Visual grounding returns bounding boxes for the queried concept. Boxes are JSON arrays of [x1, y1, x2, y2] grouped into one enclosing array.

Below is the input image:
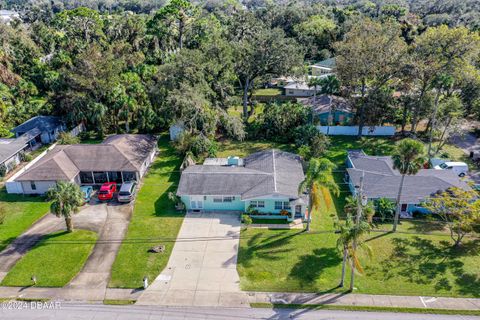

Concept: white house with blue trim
[[176, 150, 308, 221], [345, 150, 471, 217]]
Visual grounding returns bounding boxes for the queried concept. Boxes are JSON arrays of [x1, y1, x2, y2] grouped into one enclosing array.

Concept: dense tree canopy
[[0, 0, 479, 151]]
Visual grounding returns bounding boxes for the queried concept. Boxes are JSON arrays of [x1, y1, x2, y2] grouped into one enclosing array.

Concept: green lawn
[[253, 88, 282, 96], [108, 136, 184, 288], [1, 230, 97, 287], [235, 136, 480, 297], [227, 103, 265, 123], [0, 192, 50, 252]]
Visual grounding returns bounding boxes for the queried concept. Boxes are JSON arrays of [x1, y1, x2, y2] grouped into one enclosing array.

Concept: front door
[[295, 205, 302, 218], [401, 204, 408, 212], [190, 196, 204, 210]]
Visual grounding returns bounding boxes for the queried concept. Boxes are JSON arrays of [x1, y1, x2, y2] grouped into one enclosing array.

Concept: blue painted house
[[300, 95, 353, 125], [177, 150, 308, 221], [345, 150, 471, 217]]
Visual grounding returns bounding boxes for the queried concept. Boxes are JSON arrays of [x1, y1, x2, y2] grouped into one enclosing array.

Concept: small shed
[[169, 122, 185, 141]]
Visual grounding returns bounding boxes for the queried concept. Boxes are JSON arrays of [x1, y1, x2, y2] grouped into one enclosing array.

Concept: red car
[[98, 182, 117, 201]]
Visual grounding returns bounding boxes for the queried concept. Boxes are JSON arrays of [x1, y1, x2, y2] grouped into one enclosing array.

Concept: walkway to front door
[[136, 211, 249, 307]]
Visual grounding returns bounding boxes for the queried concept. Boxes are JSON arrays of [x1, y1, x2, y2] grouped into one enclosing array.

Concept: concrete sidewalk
[[0, 287, 479, 311], [248, 292, 480, 310]]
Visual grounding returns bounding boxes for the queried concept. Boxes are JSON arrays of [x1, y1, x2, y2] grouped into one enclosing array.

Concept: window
[[30, 181, 36, 190], [275, 201, 290, 210], [213, 196, 235, 203], [250, 201, 265, 208], [275, 201, 283, 210]]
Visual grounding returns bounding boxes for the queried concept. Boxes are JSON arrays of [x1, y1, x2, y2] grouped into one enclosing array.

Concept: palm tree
[[319, 75, 340, 95], [299, 158, 340, 232], [344, 195, 375, 223], [335, 214, 372, 289], [308, 77, 323, 108], [392, 138, 425, 232], [46, 182, 84, 232]]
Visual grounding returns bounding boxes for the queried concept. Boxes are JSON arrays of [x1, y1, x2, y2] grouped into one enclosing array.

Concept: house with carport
[[7, 134, 157, 194], [177, 149, 308, 221]]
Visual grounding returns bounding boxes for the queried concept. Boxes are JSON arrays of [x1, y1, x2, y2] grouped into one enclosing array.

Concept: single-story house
[[299, 95, 354, 125], [284, 81, 321, 97], [11, 116, 66, 145], [311, 57, 336, 77], [9, 134, 157, 194], [177, 149, 308, 220], [345, 150, 471, 217], [0, 133, 35, 175]]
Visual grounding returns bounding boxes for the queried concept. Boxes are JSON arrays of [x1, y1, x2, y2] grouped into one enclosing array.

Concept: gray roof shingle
[[299, 95, 352, 115], [177, 149, 305, 200], [15, 134, 157, 181], [347, 150, 470, 203], [11, 116, 63, 135]]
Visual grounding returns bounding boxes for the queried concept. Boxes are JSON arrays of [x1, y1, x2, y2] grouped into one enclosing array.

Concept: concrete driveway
[[58, 202, 132, 300], [0, 201, 132, 301], [137, 211, 249, 307]]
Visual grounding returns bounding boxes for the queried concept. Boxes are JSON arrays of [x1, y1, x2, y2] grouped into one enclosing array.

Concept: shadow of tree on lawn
[[238, 230, 300, 269], [288, 247, 341, 290], [373, 236, 480, 297]]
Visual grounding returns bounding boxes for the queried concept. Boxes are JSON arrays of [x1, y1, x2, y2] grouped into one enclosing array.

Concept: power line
[[1, 228, 478, 246]]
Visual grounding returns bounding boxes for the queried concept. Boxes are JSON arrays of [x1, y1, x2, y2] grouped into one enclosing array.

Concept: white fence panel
[[317, 126, 395, 136], [70, 123, 86, 137], [6, 144, 57, 194]]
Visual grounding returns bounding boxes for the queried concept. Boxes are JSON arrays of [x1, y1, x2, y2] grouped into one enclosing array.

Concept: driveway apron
[[137, 211, 249, 308], [57, 203, 132, 301], [0, 214, 62, 282]]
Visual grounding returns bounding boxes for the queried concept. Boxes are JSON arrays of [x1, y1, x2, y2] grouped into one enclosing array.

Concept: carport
[[79, 171, 138, 185]]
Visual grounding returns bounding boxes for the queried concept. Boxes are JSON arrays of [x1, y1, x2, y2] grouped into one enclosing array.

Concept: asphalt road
[[1, 303, 479, 320]]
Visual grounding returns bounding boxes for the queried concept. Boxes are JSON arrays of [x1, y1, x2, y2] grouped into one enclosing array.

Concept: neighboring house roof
[[299, 95, 352, 114], [284, 81, 314, 90], [0, 10, 19, 23], [177, 149, 305, 200], [347, 150, 470, 204], [0, 137, 28, 165], [11, 116, 64, 135], [15, 134, 157, 181], [314, 57, 336, 69]]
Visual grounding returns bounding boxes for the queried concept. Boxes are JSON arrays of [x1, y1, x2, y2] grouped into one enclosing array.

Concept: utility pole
[[350, 171, 364, 292]]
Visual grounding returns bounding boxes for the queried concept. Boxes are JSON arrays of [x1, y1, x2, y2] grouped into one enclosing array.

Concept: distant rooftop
[[298, 95, 352, 114], [0, 10, 20, 23], [313, 57, 336, 69], [11, 116, 64, 135]]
